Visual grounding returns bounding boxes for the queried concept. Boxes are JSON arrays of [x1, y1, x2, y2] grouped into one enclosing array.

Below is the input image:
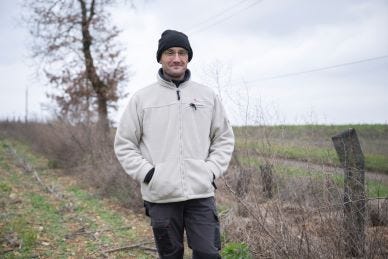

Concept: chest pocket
[[143, 103, 178, 133], [142, 102, 181, 161], [181, 99, 213, 158], [183, 99, 213, 123], [184, 99, 212, 110]]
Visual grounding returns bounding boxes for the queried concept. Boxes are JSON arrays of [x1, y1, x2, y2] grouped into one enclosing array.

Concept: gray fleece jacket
[[114, 72, 234, 203]]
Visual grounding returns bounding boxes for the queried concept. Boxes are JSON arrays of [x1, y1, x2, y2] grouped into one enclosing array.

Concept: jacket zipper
[[177, 89, 185, 196]]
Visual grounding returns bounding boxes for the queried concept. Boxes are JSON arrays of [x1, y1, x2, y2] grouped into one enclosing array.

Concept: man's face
[[159, 47, 189, 81]]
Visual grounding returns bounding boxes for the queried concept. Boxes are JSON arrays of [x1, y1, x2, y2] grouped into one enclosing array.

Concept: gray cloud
[[1, 0, 387, 124]]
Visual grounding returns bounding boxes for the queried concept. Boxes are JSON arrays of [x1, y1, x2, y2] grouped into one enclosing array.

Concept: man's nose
[[172, 53, 181, 61]]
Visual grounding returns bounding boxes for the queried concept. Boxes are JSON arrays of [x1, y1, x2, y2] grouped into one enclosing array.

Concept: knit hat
[[156, 30, 193, 62]]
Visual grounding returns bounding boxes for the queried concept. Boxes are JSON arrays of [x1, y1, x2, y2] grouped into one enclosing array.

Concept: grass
[[0, 216, 38, 255], [365, 154, 388, 174], [221, 242, 253, 259], [234, 124, 388, 174], [67, 186, 138, 242], [277, 165, 388, 197], [237, 154, 388, 198], [1, 123, 387, 257], [367, 180, 388, 198], [237, 140, 388, 174], [0, 138, 154, 258]]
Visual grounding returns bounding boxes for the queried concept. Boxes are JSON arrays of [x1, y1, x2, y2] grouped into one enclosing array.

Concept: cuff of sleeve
[[206, 161, 221, 179]]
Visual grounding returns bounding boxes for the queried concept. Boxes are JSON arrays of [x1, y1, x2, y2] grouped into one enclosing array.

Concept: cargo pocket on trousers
[[152, 219, 174, 256]]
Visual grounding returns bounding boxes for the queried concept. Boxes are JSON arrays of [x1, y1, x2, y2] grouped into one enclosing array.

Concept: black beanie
[[156, 30, 193, 62]]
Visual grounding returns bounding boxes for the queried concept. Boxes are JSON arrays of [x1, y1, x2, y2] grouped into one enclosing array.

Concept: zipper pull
[[176, 90, 181, 101]]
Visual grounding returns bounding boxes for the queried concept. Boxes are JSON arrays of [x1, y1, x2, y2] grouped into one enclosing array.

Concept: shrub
[[0, 120, 143, 211]]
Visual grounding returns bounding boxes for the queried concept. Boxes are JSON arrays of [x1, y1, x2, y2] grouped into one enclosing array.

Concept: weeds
[[0, 120, 143, 211], [0, 139, 154, 258], [1, 120, 387, 257], [0, 216, 38, 254], [221, 125, 388, 258], [222, 242, 252, 259]]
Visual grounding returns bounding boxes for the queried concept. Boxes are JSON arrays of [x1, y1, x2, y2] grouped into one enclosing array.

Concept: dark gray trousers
[[144, 197, 221, 259]]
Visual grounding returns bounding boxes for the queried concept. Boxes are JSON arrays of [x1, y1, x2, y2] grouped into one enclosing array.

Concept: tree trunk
[[79, 0, 109, 133], [96, 93, 109, 133]]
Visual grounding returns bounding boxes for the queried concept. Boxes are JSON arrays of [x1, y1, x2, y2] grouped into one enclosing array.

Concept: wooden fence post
[[332, 128, 366, 257], [236, 167, 253, 217], [260, 163, 273, 199]]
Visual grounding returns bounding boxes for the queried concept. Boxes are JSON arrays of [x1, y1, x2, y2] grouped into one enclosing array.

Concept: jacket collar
[[157, 68, 191, 90]]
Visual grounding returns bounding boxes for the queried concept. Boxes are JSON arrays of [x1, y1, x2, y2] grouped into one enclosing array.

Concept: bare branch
[[23, 0, 129, 130], [101, 241, 156, 255]]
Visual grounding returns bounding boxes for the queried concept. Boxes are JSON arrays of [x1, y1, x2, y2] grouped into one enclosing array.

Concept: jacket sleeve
[[114, 94, 153, 182], [205, 94, 235, 179]]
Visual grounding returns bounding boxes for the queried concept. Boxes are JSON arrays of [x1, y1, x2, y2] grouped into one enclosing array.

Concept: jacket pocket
[[148, 161, 182, 200], [184, 159, 213, 195], [182, 101, 212, 158]]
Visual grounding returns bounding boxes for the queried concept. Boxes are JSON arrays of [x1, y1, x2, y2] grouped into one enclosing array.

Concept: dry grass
[[218, 146, 388, 258], [0, 120, 143, 211], [1, 120, 387, 258]]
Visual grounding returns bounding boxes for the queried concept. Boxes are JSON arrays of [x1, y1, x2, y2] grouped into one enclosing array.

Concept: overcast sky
[[0, 0, 387, 125]]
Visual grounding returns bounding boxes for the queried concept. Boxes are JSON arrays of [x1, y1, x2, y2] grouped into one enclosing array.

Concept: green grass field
[[233, 124, 388, 198], [234, 124, 388, 174]]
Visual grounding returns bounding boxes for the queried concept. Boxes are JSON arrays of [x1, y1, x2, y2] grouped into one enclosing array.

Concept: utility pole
[[25, 85, 29, 123]]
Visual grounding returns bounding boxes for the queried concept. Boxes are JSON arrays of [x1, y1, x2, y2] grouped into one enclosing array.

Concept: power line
[[191, 0, 263, 33], [187, 0, 252, 31], [189, 0, 264, 34], [237, 54, 388, 85]]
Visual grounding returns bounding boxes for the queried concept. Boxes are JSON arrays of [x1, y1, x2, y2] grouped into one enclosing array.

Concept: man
[[114, 29, 234, 259]]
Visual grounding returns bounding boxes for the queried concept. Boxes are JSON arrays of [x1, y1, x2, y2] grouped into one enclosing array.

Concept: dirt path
[[270, 155, 388, 185]]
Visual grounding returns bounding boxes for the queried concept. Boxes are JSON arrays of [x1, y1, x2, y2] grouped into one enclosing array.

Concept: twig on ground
[[96, 225, 133, 233], [65, 227, 91, 240], [65, 225, 134, 240], [1, 248, 16, 254], [101, 240, 155, 256], [6, 145, 63, 199], [139, 245, 158, 252]]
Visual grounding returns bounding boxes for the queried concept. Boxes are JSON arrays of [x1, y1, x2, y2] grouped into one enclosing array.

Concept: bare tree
[[23, 0, 129, 132]]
